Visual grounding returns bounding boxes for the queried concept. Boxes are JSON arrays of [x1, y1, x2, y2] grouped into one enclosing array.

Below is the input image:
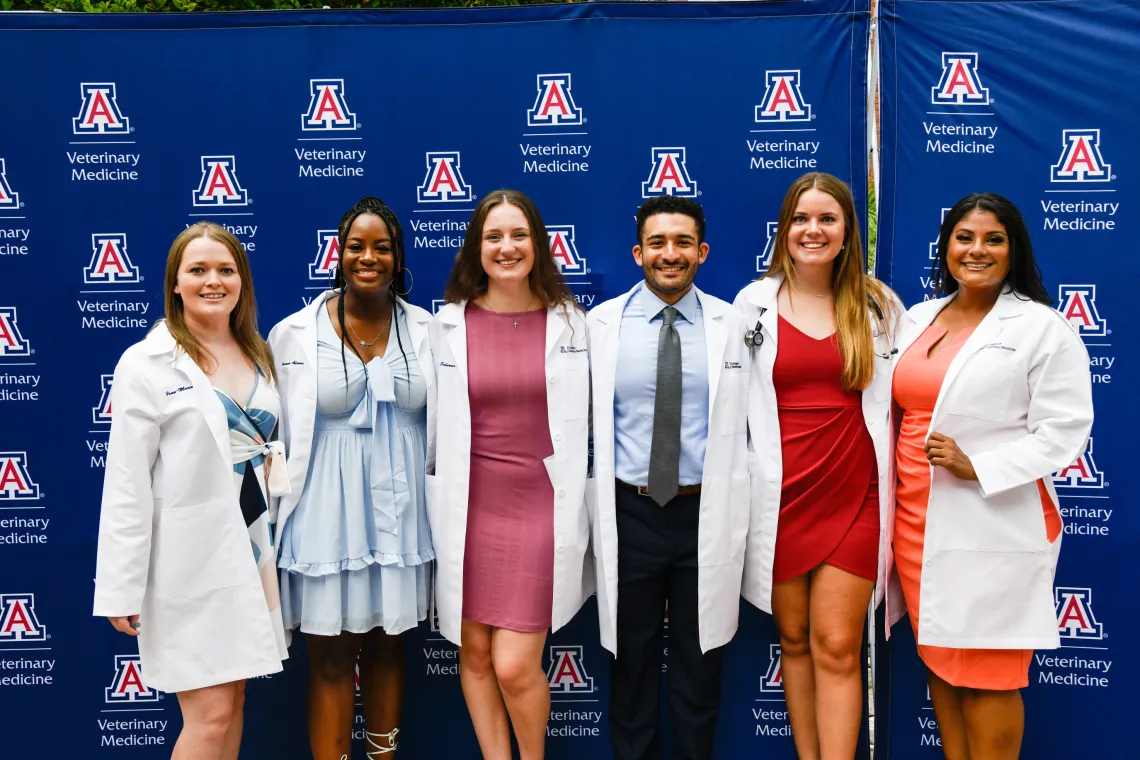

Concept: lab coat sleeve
[[584, 316, 594, 479], [265, 323, 282, 523], [425, 321, 439, 477], [93, 352, 161, 617], [971, 321, 1094, 498]]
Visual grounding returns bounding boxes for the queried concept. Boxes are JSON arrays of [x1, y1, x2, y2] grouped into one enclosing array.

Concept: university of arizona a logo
[[929, 208, 953, 260], [755, 70, 812, 123], [548, 225, 586, 275], [757, 221, 778, 273], [0, 593, 47, 642], [931, 53, 990, 106], [105, 655, 159, 703], [1055, 587, 1104, 641], [192, 156, 249, 207], [1051, 130, 1112, 183], [93, 374, 114, 425], [0, 452, 40, 501], [547, 645, 595, 694], [527, 74, 583, 127], [641, 148, 697, 198], [310, 230, 340, 281], [301, 79, 357, 131], [0, 308, 31, 358], [0, 159, 19, 210], [84, 234, 140, 285], [759, 644, 783, 693], [417, 152, 473, 203], [1053, 439, 1104, 490], [1057, 285, 1107, 338], [73, 83, 130, 135]]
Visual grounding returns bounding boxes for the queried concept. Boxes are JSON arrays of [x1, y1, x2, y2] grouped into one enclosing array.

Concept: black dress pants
[[608, 485, 726, 760]]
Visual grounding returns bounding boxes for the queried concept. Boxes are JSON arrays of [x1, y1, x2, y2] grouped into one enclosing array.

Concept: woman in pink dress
[[428, 190, 592, 760], [889, 193, 1093, 759]]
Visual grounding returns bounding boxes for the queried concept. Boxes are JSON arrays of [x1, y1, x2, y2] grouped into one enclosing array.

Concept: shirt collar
[[638, 282, 699, 324]]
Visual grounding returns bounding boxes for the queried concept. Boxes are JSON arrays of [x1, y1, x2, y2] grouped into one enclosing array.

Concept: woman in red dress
[[736, 173, 902, 759]]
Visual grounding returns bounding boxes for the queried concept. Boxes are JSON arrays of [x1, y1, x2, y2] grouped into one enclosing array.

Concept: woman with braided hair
[[269, 196, 434, 759]]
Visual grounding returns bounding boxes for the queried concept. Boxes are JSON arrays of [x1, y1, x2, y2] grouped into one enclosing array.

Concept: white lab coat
[[426, 301, 593, 646], [588, 284, 751, 655], [267, 291, 434, 539], [734, 273, 907, 613], [884, 290, 1093, 650], [93, 321, 286, 694]]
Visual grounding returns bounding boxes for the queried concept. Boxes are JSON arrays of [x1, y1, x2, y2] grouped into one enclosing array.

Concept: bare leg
[[491, 628, 550, 760], [306, 632, 363, 760], [459, 619, 511, 760], [359, 628, 406, 757], [172, 682, 242, 760], [220, 680, 245, 760], [962, 687, 1023, 760], [928, 671, 971, 760], [807, 564, 874, 760], [772, 573, 819, 760]]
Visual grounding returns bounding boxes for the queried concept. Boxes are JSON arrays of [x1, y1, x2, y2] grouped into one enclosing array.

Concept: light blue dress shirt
[[614, 282, 709, 487]]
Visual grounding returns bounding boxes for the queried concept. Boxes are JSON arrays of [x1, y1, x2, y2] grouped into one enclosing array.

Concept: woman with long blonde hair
[[735, 173, 904, 760], [94, 222, 288, 760]]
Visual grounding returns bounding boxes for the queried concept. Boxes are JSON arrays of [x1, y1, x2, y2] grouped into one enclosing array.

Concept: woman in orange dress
[[890, 193, 1093, 759]]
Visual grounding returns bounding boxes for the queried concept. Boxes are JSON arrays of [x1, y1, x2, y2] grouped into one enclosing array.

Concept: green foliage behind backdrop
[[3, 0, 582, 13]]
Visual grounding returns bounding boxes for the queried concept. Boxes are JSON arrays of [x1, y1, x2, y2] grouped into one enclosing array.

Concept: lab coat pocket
[[922, 547, 1055, 646], [154, 500, 242, 599]]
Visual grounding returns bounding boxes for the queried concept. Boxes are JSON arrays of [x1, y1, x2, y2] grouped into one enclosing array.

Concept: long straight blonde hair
[[764, 172, 893, 391], [162, 222, 275, 383]]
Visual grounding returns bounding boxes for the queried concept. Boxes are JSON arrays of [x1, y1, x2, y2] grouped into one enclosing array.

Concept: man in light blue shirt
[[614, 282, 709, 487], [593, 195, 730, 760]]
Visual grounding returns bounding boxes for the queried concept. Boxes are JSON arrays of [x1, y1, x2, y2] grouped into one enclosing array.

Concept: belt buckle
[[636, 485, 650, 497]]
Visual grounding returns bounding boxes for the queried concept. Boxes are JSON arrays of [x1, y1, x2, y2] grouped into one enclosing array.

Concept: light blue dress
[[277, 306, 433, 636]]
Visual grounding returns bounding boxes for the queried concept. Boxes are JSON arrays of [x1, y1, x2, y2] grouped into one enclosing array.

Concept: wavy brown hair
[[444, 189, 574, 309], [764, 172, 895, 391], [162, 221, 275, 383]]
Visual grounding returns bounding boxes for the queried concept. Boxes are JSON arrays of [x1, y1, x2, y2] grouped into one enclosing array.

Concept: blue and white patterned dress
[[277, 306, 433, 636], [214, 374, 289, 660]]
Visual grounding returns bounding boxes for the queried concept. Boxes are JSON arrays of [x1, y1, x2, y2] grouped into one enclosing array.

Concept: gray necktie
[[647, 306, 682, 506]]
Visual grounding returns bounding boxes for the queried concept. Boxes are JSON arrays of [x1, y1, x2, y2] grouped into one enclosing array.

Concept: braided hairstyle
[[331, 196, 410, 394]]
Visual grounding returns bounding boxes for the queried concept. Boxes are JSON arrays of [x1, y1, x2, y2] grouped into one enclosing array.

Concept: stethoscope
[[744, 298, 898, 359]]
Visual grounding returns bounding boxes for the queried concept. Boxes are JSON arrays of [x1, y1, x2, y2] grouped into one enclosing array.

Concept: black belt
[[616, 479, 702, 498]]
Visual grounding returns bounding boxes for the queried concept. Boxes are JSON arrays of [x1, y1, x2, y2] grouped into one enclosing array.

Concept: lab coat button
[[557, 545, 565, 553], [558, 489, 565, 497], [924, 559, 932, 568], [554, 433, 562, 441]]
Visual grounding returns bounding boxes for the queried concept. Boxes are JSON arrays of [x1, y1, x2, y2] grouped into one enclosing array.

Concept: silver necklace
[[481, 297, 534, 329], [346, 313, 390, 348]]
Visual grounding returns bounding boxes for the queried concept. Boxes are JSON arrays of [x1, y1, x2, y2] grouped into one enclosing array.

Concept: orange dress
[[892, 325, 1061, 690]]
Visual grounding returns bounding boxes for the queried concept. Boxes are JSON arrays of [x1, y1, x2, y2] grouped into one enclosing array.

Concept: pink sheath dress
[[461, 303, 555, 631]]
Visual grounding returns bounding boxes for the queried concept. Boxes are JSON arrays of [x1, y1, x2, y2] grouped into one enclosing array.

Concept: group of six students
[[94, 171, 1094, 760]]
